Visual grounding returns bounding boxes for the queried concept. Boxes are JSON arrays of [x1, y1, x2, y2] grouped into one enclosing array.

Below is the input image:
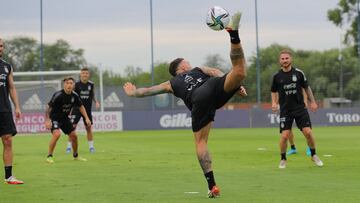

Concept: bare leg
[[280, 130, 291, 157], [69, 131, 78, 156], [301, 127, 316, 150], [86, 125, 93, 142], [288, 130, 295, 146], [2, 135, 13, 166], [48, 130, 61, 155], [224, 43, 246, 92], [193, 122, 218, 193]]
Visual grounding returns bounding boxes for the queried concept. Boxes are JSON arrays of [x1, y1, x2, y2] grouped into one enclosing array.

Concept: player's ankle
[[228, 30, 240, 44]]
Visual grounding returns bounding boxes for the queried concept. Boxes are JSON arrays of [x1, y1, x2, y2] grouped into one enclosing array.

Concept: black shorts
[[70, 109, 93, 125], [191, 74, 238, 132], [279, 108, 312, 133], [51, 118, 75, 135], [0, 112, 17, 137]]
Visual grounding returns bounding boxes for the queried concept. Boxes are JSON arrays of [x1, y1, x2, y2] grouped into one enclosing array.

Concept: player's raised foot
[[5, 176, 24, 185], [208, 185, 220, 198], [279, 160, 287, 169], [89, 147, 95, 153], [311, 155, 323, 167], [286, 148, 297, 155], [225, 12, 241, 31], [74, 157, 87, 162], [46, 156, 55, 164], [306, 147, 311, 157], [66, 147, 71, 154]]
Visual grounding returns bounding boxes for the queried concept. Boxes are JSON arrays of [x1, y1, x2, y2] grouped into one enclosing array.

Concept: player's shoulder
[[272, 69, 282, 77], [52, 90, 64, 99], [88, 80, 94, 85], [0, 59, 12, 70], [72, 90, 80, 97], [294, 67, 306, 76]]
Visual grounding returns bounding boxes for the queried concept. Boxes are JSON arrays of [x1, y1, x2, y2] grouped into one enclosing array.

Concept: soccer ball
[[206, 6, 230, 31]]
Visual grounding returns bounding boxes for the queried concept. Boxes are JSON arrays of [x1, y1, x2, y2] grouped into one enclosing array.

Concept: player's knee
[[302, 128, 312, 137], [2, 136, 12, 147]]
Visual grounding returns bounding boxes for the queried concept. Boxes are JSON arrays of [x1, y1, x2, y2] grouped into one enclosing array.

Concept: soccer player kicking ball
[[0, 38, 24, 184], [45, 77, 91, 163], [271, 49, 323, 169], [123, 12, 246, 198], [66, 67, 100, 153]]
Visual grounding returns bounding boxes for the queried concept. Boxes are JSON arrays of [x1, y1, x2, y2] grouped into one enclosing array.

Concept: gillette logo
[[159, 113, 191, 128]]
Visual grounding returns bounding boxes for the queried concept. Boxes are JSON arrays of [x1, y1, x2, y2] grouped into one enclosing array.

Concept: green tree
[[327, 0, 359, 53]]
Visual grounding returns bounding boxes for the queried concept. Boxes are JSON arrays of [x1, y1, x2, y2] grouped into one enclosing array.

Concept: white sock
[[67, 142, 72, 148], [88, 141, 94, 148]]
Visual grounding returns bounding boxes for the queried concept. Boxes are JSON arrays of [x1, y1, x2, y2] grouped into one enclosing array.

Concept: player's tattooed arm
[[123, 81, 173, 97], [304, 86, 315, 103], [305, 86, 318, 112], [200, 67, 225, 77], [198, 150, 212, 173]]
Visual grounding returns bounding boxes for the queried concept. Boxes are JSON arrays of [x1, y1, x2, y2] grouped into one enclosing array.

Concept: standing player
[[123, 12, 246, 198], [274, 88, 311, 156], [0, 38, 24, 184], [45, 77, 91, 163], [66, 67, 100, 153], [271, 49, 323, 169]]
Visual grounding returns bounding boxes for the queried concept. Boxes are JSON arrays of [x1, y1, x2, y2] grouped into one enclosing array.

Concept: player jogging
[[45, 76, 91, 163], [0, 38, 24, 184], [271, 49, 323, 169], [66, 67, 100, 153], [123, 12, 246, 198]]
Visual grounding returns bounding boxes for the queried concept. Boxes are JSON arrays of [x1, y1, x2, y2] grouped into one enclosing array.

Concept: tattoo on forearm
[[135, 86, 166, 97], [306, 87, 316, 102], [230, 47, 245, 62], [198, 150, 212, 173]]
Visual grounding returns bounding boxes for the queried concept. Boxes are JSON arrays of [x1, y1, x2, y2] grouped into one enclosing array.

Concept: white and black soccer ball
[[206, 6, 230, 31]]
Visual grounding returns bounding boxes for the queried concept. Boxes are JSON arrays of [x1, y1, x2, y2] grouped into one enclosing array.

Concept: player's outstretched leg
[[302, 128, 323, 166], [193, 122, 220, 198], [223, 12, 246, 93]]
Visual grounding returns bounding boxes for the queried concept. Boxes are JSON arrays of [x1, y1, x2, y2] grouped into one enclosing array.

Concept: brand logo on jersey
[[292, 75, 297, 82], [88, 85, 91, 90], [159, 113, 191, 128], [0, 74, 6, 80], [22, 94, 44, 110], [4, 66, 9, 74], [71, 97, 74, 103], [104, 92, 124, 108]]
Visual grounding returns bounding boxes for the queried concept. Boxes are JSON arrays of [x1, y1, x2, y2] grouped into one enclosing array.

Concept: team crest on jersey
[[292, 75, 297, 82], [53, 121, 59, 128], [4, 66, 9, 74], [88, 85, 91, 90], [71, 97, 74, 103]]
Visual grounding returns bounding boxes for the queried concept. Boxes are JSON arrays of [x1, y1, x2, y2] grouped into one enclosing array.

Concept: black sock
[[310, 148, 316, 156], [47, 154, 53, 158], [281, 153, 287, 160], [5, 166, 12, 179], [291, 145, 296, 150], [227, 30, 240, 44], [204, 171, 216, 190], [73, 152, 78, 158]]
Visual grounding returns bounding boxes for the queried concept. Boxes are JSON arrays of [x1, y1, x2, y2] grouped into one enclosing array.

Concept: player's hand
[[95, 101, 100, 110], [85, 119, 92, 127], [14, 107, 21, 121], [272, 103, 279, 113], [309, 101, 318, 112], [123, 82, 137, 97], [45, 119, 52, 129], [237, 86, 247, 97]]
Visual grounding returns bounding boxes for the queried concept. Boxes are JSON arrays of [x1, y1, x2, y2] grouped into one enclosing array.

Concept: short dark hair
[[169, 58, 184, 76], [63, 76, 75, 82], [279, 49, 293, 57], [81, 67, 89, 72]]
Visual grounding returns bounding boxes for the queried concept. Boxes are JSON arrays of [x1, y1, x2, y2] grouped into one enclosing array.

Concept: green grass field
[[1, 126, 360, 203]]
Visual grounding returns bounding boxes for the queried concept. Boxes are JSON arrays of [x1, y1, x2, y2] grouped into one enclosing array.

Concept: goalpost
[[13, 70, 104, 112]]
